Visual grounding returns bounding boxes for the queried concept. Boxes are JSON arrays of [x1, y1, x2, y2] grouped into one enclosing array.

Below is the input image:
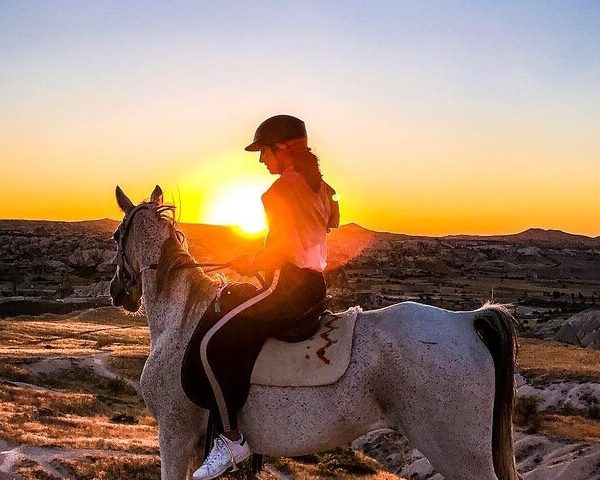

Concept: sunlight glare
[[204, 184, 266, 235]]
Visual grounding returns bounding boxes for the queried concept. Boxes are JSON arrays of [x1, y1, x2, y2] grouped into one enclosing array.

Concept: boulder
[[555, 308, 600, 349], [73, 281, 110, 297], [44, 259, 73, 272], [98, 259, 116, 273], [517, 246, 541, 256], [67, 248, 116, 268]]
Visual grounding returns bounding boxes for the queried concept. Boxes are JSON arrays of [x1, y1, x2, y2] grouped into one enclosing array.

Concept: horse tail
[[473, 303, 521, 480]]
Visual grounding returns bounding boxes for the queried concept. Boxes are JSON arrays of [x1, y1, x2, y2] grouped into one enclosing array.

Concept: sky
[[1, 1, 599, 236]]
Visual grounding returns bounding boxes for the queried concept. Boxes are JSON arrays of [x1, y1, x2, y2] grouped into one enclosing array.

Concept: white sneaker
[[193, 434, 252, 480]]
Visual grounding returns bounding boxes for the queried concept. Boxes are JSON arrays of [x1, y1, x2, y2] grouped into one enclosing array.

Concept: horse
[[109, 185, 521, 480]]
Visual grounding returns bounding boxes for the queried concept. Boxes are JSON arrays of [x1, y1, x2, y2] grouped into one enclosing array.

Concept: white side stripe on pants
[[199, 269, 281, 432]]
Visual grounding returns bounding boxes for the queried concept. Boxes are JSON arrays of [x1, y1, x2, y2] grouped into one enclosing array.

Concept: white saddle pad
[[250, 306, 360, 387]]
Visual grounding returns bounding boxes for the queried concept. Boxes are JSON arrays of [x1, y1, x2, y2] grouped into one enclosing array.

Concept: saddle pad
[[250, 306, 360, 387]]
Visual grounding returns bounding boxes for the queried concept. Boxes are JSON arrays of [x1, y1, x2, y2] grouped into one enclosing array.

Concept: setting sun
[[204, 184, 267, 235]]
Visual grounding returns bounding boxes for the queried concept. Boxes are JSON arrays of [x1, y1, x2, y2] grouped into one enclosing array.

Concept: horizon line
[[1, 216, 598, 240]]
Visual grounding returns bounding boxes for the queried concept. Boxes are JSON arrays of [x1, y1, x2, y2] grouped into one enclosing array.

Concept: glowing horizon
[[2, 2, 599, 237]]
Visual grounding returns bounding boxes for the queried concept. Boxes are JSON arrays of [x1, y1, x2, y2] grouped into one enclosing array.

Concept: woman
[[193, 115, 339, 480]]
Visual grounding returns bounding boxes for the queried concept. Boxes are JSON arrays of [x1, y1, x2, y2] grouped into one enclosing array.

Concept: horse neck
[[140, 268, 217, 346]]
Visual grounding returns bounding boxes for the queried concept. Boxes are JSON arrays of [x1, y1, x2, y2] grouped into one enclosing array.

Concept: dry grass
[[107, 353, 147, 380], [42, 451, 399, 480], [540, 414, 600, 443], [0, 307, 149, 361], [517, 338, 600, 382], [266, 450, 400, 479], [15, 458, 61, 480], [0, 359, 38, 383], [0, 381, 157, 453], [6, 307, 600, 479], [515, 337, 600, 443], [267, 449, 400, 479], [38, 365, 139, 398], [14, 447, 399, 480], [68, 307, 146, 326], [53, 455, 161, 480]]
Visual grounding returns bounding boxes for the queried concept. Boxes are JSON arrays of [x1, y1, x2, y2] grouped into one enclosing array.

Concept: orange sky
[[2, 3, 599, 237]]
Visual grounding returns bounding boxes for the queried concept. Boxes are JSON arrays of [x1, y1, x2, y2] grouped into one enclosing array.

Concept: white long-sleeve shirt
[[262, 168, 332, 272]]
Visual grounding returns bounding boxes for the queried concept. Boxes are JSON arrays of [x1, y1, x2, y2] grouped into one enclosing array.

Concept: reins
[[139, 261, 231, 274], [141, 261, 266, 287], [191, 262, 233, 273]]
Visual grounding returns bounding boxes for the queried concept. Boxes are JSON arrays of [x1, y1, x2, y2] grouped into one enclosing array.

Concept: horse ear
[[115, 186, 134, 214], [150, 185, 163, 205]]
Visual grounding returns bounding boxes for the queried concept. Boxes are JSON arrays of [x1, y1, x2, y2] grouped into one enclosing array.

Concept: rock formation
[[555, 309, 600, 350]]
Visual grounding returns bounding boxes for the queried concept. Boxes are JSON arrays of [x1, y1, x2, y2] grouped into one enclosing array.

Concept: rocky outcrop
[[67, 248, 115, 268], [555, 309, 600, 349], [73, 281, 111, 298], [0, 220, 118, 300], [43, 259, 72, 272], [516, 372, 600, 411], [353, 430, 600, 480], [515, 435, 600, 480], [2, 219, 600, 317]]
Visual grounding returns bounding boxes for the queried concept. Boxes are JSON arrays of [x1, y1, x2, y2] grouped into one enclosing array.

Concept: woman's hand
[[229, 254, 258, 276]]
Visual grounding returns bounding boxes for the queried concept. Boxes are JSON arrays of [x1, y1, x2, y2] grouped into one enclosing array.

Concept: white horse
[[109, 185, 521, 480]]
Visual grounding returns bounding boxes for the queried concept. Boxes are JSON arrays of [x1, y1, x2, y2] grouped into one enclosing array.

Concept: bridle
[[112, 203, 235, 295], [113, 203, 154, 295]]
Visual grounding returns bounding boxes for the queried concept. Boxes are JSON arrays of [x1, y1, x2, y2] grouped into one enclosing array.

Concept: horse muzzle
[[110, 278, 141, 312]]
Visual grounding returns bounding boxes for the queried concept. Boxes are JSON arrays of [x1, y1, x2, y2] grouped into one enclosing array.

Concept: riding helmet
[[245, 115, 307, 151]]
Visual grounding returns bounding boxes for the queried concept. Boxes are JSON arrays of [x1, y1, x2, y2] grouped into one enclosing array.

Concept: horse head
[[109, 184, 169, 312]]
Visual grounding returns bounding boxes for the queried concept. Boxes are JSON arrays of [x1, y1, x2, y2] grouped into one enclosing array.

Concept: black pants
[[200, 262, 326, 432]]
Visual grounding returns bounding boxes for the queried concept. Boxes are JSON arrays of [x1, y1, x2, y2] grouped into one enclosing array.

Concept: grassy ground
[[541, 414, 600, 444], [0, 307, 401, 480], [1, 306, 599, 479], [517, 337, 600, 383], [514, 338, 600, 443]]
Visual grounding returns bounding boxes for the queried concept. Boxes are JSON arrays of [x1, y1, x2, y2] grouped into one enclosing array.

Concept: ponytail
[[292, 149, 322, 192], [279, 137, 323, 192]]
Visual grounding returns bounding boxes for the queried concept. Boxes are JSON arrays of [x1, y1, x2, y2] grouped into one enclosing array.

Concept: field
[[2, 220, 600, 478], [1, 306, 599, 479], [0, 307, 401, 479]]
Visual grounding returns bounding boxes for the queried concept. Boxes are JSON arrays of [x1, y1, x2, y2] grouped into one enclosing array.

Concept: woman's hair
[[279, 137, 322, 192]]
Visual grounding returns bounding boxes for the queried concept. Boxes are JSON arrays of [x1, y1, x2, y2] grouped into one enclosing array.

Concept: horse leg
[[157, 411, 207, 480], [390, 398, 499, 480], [381, 354, 499, 479], [391, 379, 500, 480], [411, 429, 498, 480]]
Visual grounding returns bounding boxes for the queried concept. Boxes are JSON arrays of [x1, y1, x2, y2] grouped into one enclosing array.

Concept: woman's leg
[[194, 265, 326, 479], [201, 264, 326, 434]]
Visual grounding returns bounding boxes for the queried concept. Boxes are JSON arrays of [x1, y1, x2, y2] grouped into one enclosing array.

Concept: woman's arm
[[229, 250, 286, 276]]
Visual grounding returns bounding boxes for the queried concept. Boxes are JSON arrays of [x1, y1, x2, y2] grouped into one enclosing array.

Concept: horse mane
[[152, 205, 217, 321]]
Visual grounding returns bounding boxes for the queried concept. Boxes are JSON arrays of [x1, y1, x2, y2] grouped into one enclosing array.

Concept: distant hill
[[447, 228, 600, 248], [1, 219, 598, 248], [2, 218, 600, 313], [0, 218, 119, 236]]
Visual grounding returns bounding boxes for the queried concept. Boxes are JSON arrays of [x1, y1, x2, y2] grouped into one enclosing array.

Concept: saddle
[[250, 306, 358, 387], [212, 282, 331, 343], [180, 282, 358, 408]]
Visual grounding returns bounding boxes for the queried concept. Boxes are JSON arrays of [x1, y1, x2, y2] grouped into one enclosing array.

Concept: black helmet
[[245, 115, 307, 151]]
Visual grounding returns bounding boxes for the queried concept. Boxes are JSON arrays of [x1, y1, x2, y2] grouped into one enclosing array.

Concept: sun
[[204, 184, 267, 235]]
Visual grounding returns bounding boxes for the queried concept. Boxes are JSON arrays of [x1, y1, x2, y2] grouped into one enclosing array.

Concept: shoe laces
[[204, 436, 229, 466]]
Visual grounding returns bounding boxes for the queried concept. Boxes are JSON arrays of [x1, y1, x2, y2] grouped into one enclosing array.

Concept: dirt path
[[26, 351, 141, 394], [0, 441, 158, 480]]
